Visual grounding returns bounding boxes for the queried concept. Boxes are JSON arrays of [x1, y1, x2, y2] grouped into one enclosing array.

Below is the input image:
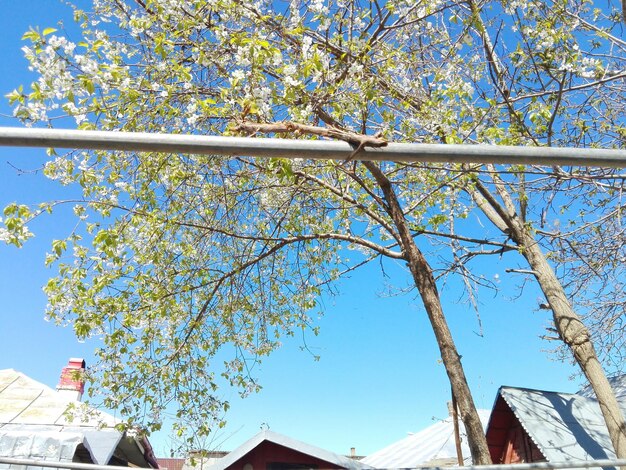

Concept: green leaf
[[52, 239, 67, 256], [21, 29, 40, 42]]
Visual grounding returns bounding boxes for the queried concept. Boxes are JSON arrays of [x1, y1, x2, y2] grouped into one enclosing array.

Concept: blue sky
[[0, 0, 586, 459]]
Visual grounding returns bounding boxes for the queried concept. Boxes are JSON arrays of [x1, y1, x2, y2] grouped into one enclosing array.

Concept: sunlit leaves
[[1, 204, 34, 247]]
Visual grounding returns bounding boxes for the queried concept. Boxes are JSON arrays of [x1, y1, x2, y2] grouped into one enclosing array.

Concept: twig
[[505, 268, 538, 275]]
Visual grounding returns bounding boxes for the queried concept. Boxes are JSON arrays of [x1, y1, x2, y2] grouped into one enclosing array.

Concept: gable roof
[[488, 385, 626, 463], [361, 409, 491, 468], [206, 430, 372, 470], [0, 368, 156, 468]]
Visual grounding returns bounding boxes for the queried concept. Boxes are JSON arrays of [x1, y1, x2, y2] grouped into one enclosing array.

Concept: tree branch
[[232, 120, 388, 160]]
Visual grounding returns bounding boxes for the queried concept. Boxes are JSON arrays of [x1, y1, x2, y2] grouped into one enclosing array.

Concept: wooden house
[[203, 430, 371, 470], [486, 377, 626, 465]]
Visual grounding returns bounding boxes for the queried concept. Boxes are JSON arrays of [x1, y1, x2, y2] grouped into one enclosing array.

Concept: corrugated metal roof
[[497, 386, 626, 463], [577, 376, 626, 401], [206, 430, 373, 470], [0, 426, 128, 466], [361, 410, 491, 468], [0, 429, 83, 462]]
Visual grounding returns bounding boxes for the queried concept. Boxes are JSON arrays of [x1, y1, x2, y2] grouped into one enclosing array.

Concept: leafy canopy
[[3, 0, 625, 442]]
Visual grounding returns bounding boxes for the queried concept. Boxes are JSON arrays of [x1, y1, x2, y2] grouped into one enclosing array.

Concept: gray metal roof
[[0, 428, 123, 467], [0, 369, 153, 468], [361, 410, 491, 469], [205, 430, 373, 470], [0, 429, 83, 463], [577, 376, 626, 401], [497, 386, 626, 463]]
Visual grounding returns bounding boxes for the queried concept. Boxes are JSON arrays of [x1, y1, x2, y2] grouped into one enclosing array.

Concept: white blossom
[[309, 0, 328, 14]]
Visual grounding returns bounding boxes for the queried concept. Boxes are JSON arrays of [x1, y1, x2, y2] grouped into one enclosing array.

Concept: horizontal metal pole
[[0, 457, 149, 470], [1, 127, 625, 167], [451, 460, 626, 470], [1, 457, 625, 470]]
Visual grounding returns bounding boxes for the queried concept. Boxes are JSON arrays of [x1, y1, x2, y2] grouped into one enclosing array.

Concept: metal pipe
[[1, 127, 625, 167], [0, 457, 145, 470], [1, 457, 625, 470], [450, 460, 626, 470]]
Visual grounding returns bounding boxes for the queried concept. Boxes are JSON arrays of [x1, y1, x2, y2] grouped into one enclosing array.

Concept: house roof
[[158, 453, 228, 470], [578, 375, 626, 401], [361, 409, 491, 468], [0, 369, 116, 428], [205, 430, 373, 470], [157, 457, 187, 470], [0, 368, 156, 468], [489, 385, 626, 463]]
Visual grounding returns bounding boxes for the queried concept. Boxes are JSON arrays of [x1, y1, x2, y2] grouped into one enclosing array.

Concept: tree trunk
[[403, 235, 492, 464], [364, 161, 492, 464], [520, 232, 626, 459], [469, 176, 626, 460]]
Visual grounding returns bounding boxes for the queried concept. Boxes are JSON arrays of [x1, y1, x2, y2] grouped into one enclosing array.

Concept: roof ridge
[[499, 384, 578, 396]]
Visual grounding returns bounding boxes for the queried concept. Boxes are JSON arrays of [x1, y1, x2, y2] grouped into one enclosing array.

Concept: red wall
[[486, 396, 546, 464], [225, 441, 345, 470]]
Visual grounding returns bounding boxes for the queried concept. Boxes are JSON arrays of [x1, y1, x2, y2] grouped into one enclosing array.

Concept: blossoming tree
[[4, 0, 626, 461]]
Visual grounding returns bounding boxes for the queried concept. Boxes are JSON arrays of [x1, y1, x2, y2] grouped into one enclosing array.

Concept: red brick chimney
[[56, 358, 86, 401]]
